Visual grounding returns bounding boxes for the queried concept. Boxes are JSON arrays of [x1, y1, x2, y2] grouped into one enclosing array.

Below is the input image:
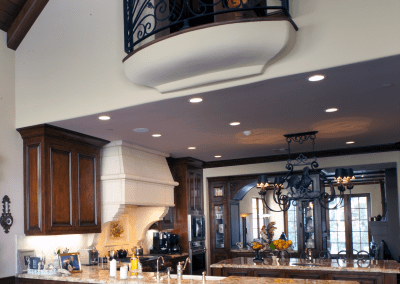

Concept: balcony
[[123, 0, 298, 93]]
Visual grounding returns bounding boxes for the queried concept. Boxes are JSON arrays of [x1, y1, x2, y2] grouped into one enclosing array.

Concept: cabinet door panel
[[26, 144, 42, 232], [330, 273, 383, 284], [188, 169, 203, 214], [50, 147, 73, 228], [78, 154, 97, 226]]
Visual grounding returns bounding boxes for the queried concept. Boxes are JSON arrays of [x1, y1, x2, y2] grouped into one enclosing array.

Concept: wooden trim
[[123, 15, 296, 63], [0, 276, 15, 284], [7, 0, 49, 50], [203, 143, 400, 168], [17, 124, 109, 148]]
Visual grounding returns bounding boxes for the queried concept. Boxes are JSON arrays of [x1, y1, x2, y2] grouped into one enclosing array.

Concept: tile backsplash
[[16, 233, 98, 263]]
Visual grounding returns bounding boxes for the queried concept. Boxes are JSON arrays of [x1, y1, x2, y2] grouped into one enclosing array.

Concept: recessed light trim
[[325, 108, 338, 113], [133, 128, 149, 133], [230, 122, 240, 126], [214, 155, 222, 158], [98, 115, 111, 120], [308, 75, 325, 82], [152, 134, 162, 137], [346, 141, 355, 144], [188, 147, 196, 150], [189, 98, 203, 103]]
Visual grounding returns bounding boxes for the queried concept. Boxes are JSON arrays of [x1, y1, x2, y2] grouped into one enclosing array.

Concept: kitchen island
[[16, 266, 360, 284], [210, 257, 400, 283]]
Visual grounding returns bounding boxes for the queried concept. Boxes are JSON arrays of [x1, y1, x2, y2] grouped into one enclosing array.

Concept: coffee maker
[[170, 234, 181, 254], [151, 232, 180, 254]]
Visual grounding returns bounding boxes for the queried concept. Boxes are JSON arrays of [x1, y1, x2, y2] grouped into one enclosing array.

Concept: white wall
[[0, 31, 24, 278], [15, 0, 400, 128], [203, 151, 400, 272]]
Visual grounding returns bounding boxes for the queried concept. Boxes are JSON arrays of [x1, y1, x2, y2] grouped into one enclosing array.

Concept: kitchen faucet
[[156, 256, 164, 281], [177, 257, 191, 279]]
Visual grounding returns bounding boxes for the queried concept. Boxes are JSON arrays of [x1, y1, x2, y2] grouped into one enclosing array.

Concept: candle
[[120, 265, 128, 279], [110, 259, 117, 277]]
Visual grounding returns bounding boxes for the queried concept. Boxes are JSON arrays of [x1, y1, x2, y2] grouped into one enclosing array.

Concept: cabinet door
[[188, 169, 203, 214], [209, 181, 227, 202], [47, 143, 74, 233], [24, 141, 43, 234], [75, 146, 101, 232]]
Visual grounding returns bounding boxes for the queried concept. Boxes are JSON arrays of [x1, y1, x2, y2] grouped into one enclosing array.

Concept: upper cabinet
[[17, 124, 109, 235]]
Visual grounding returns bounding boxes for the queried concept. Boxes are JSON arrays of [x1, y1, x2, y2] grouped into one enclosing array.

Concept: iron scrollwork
[[124, 0, 296, 53], [1, 195, 13, 233]]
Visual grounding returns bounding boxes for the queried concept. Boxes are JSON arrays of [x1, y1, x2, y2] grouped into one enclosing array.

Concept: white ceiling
[[51, 55, 400, 162]]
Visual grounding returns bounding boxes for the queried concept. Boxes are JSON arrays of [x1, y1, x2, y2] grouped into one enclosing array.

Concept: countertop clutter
[[16, 266, 360, 284], [210, 257, 400, 273]]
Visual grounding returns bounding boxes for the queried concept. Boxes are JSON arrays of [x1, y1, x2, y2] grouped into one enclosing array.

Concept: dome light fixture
[[308, 75, 325, 82], [98, 115, 111, 120], [189, 98, 203, 103], [325, 108, 338, 113]]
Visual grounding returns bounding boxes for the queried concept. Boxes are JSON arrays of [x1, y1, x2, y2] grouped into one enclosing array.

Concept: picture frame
[[59, 253, 82, 273], [17, 249, 35, 273]]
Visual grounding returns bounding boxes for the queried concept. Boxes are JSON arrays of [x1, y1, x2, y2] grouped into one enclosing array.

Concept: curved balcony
[[123, 0, 298, 93]]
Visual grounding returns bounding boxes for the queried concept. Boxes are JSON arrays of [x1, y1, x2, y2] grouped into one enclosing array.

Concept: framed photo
[[17, 250, 35, 273], [59, 253, 82, 273]]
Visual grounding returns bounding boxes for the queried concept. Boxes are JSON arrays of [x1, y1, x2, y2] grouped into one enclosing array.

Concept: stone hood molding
[[100, 141, 178, 237]]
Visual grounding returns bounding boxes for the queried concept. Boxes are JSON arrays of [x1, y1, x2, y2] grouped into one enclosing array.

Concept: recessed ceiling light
[[188, 147, 196, 150], [346, 141, 355, 144], [152, 134, 161, 137], [189, 98, 203, 103], [214, 155, 222, 158], [308, 75, 325, 82], [361, 175, 365, 178], [230, 122, 240, 126], [133, 128, 149, 133], [382, 83, 392, 88], [98, 115, 110, 120], [325, 108, 338, 113]]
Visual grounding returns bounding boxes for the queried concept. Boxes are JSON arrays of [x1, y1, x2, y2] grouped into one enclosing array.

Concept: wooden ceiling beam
[[7, 0, 48, 50]]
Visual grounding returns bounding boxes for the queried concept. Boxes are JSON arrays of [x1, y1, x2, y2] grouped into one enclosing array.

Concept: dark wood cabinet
[[17, 124, 109, 235]]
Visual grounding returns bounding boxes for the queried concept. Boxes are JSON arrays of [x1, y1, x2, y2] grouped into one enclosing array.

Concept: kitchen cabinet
[[150, 158, 203, 254], [17, 124, 109, 235]]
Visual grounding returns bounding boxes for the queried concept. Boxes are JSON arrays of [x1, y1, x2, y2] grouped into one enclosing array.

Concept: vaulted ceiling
[[0, 0, 48, 50]]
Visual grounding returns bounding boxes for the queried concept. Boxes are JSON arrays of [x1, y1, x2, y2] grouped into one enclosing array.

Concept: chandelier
[[257, 131, 355, 212]]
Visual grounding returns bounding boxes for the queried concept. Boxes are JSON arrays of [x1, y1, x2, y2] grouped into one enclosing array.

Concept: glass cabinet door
[[303, 201, 315, 249], [188, 170, 203, 213], [215, 204, 225, 248]]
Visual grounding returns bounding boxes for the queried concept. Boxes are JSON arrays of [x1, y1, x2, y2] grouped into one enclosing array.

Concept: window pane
[[361, 231, 368, 241], [352, 220, 360, 231], [331, 243, 338, 254], [331, 232, 337, 242], [360, 209, 368, 220], [338, 221, 345, 231], [352, 231, 360, 243], [338, 232, 346, 243], [360, 220, 368, 231], [351, 209, 359, 220], [359, 197, 367, 208], [353, 243, 360, 252], [351, 197, 359, 209], [286, 205, 298, 251]]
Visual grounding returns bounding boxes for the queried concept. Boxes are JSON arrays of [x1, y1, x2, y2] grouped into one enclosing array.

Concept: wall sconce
[[1, 195, 13, 233]]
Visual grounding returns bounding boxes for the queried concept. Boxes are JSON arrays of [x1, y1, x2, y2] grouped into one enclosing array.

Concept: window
[[252, 198, 264, 239], [286, 205, 298, 251], [328, 194, 371, 257]]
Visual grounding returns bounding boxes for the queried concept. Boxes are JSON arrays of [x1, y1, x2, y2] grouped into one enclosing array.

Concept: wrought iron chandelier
[[257, 131, 355, 212]]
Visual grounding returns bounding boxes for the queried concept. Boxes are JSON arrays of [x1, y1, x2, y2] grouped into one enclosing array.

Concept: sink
[[169, 274, 226, 281]]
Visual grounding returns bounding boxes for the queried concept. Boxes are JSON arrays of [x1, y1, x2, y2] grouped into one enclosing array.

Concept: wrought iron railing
[[124, 0, 295, 54]]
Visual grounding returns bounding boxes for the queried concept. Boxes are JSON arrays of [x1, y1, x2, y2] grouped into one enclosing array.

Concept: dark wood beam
[[6, 0, 48, 50], [203, 142, 400, 168]]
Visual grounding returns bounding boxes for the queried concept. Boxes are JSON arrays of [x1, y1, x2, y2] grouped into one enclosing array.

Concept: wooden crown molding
[[7, 0, 48, 50]]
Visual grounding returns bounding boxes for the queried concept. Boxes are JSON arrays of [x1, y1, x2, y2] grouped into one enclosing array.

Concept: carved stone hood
[[100, 141, 178, 234]]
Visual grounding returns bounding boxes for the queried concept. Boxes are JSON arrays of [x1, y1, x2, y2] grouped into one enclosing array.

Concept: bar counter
[[210, 257, 400, 283], [16, 266, 360, 284]]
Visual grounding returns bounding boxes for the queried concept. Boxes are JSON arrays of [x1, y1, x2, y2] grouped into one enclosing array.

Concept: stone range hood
[[100, 141, 178, 240]]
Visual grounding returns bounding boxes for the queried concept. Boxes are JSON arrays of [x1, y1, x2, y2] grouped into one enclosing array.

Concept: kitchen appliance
[[79, 248, 99, 266], [151, 232, 170, 254], [188, 214, 205, 242], [170, 234, 181, 253], [188, 241, 206, 275]]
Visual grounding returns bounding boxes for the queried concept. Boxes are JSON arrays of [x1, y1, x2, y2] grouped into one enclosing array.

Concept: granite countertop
[[210, 257, 400, 274], [16, 266, 359, 284]]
